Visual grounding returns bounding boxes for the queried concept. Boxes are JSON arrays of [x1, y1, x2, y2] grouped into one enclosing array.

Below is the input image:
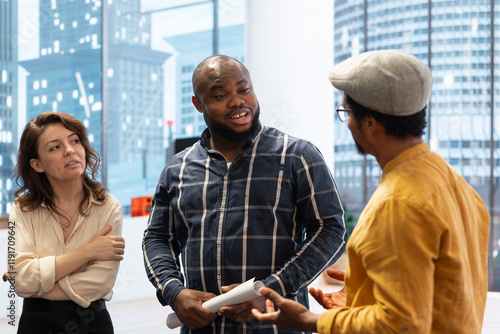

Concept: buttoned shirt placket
[[216, 171, 229, 289]]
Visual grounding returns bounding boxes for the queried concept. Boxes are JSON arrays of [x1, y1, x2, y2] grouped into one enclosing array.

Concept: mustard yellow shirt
[[317, 143, 490, 333], [10, 194, 122, 308]]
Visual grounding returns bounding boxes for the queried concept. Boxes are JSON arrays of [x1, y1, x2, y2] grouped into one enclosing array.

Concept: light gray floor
[[2, 289, 499, 333], [107, 290, 500, 334]]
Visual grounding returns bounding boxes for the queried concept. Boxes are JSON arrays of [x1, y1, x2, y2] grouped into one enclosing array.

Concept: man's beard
[[355, 140, 366, 155], [205, 106, 260, 143]]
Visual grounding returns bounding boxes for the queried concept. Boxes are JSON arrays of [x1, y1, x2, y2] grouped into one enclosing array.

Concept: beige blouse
[[10, 194, 122, 308]]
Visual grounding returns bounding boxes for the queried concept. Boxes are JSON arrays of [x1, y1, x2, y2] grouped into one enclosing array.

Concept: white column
[[245, 0, 334, 170]]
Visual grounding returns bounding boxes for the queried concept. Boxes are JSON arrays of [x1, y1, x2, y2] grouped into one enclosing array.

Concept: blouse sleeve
[[11, 202, 57, 297], [58, 196, 123, 308]]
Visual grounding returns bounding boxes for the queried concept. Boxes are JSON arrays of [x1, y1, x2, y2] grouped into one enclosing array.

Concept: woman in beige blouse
[[10, 112, 125, 333]]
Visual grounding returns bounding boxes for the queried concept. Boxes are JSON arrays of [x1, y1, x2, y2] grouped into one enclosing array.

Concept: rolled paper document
[[166, 277, 264, 329]]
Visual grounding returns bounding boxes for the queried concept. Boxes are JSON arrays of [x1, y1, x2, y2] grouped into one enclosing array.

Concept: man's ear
[[362, 115, 385, 137], [192, 96, 203, 113], [362, 115, 378, 136], [359, 115, 371, 132], [30, 158, 44, 173]]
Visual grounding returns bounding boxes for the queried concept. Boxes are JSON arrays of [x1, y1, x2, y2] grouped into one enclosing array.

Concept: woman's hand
[[55, 224, 125, 281], [85, 225, 125, 261]]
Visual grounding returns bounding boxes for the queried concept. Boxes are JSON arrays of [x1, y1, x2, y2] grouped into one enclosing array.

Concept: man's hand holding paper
[[172, 289, 218, 329], [167, 278, 265, 329], [217, 283, 266, 323]]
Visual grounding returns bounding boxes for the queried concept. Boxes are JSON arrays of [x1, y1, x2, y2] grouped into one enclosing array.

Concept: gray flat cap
[[329, 50, 432, 116]]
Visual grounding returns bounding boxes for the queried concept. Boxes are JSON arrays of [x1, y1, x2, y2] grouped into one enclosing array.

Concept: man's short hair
[[192, 55, 245, 97], [346, 94, 427, 139]]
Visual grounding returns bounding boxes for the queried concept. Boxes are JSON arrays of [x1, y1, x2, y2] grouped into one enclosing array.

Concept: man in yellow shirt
[[252, 50, 490, 333]]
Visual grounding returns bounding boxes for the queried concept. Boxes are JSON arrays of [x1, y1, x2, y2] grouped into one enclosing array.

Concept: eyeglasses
[[336, 105, 351, 122]]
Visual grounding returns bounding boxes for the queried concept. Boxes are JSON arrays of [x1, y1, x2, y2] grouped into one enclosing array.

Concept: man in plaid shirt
[[143, 55, 347, 334]]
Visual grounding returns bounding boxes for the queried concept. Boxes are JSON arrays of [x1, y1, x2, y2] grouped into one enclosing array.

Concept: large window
[[333, 0, 500, 291], [0, 0, 245, 216], [1, 0, 500, 294]]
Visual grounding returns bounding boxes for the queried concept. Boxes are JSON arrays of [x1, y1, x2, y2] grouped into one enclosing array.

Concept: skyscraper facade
[[0, 0, 18, 216], [20, 0, 170, 208], [333, 0, 500, 290]]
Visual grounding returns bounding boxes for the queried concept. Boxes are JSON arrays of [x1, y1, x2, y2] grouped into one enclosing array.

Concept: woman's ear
[[30, 159, 44, 173]]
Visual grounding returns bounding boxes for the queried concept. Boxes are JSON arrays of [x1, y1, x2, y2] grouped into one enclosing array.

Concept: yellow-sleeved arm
[[317, 199, 441, 334], [58, 197, 123, 307]]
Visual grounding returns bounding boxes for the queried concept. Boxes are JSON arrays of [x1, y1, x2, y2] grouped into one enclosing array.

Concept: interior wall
[[245, 0, 335, 170]]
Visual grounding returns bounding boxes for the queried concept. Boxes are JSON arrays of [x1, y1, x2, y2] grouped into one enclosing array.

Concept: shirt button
[[224, 176, 228, 181], [217, 240, 221, 245], [220, 207, 224, 212], [217, 275, 221, 280]]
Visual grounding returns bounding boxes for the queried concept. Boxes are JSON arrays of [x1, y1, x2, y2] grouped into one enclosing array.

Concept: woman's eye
[[49, 146, 59, 152]]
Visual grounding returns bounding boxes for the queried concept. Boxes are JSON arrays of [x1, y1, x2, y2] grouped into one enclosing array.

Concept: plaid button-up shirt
[[143, 124, 347, 333]]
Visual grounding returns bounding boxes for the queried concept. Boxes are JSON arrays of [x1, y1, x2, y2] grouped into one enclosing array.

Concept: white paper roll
[[166, 277, 264, 329]]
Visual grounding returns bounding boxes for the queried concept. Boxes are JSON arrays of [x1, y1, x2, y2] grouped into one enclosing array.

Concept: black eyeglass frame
[[336, 105, 351, 122]]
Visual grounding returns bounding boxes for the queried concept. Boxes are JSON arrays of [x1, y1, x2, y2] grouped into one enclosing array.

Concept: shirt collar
[[382, 142, 430, 176]]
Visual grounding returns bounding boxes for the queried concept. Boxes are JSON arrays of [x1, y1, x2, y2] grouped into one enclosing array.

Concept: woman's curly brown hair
[[14, 112, 107, 216]]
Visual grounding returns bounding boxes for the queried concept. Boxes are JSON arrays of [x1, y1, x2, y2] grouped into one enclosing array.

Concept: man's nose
[[228, 95, 245, 108]]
